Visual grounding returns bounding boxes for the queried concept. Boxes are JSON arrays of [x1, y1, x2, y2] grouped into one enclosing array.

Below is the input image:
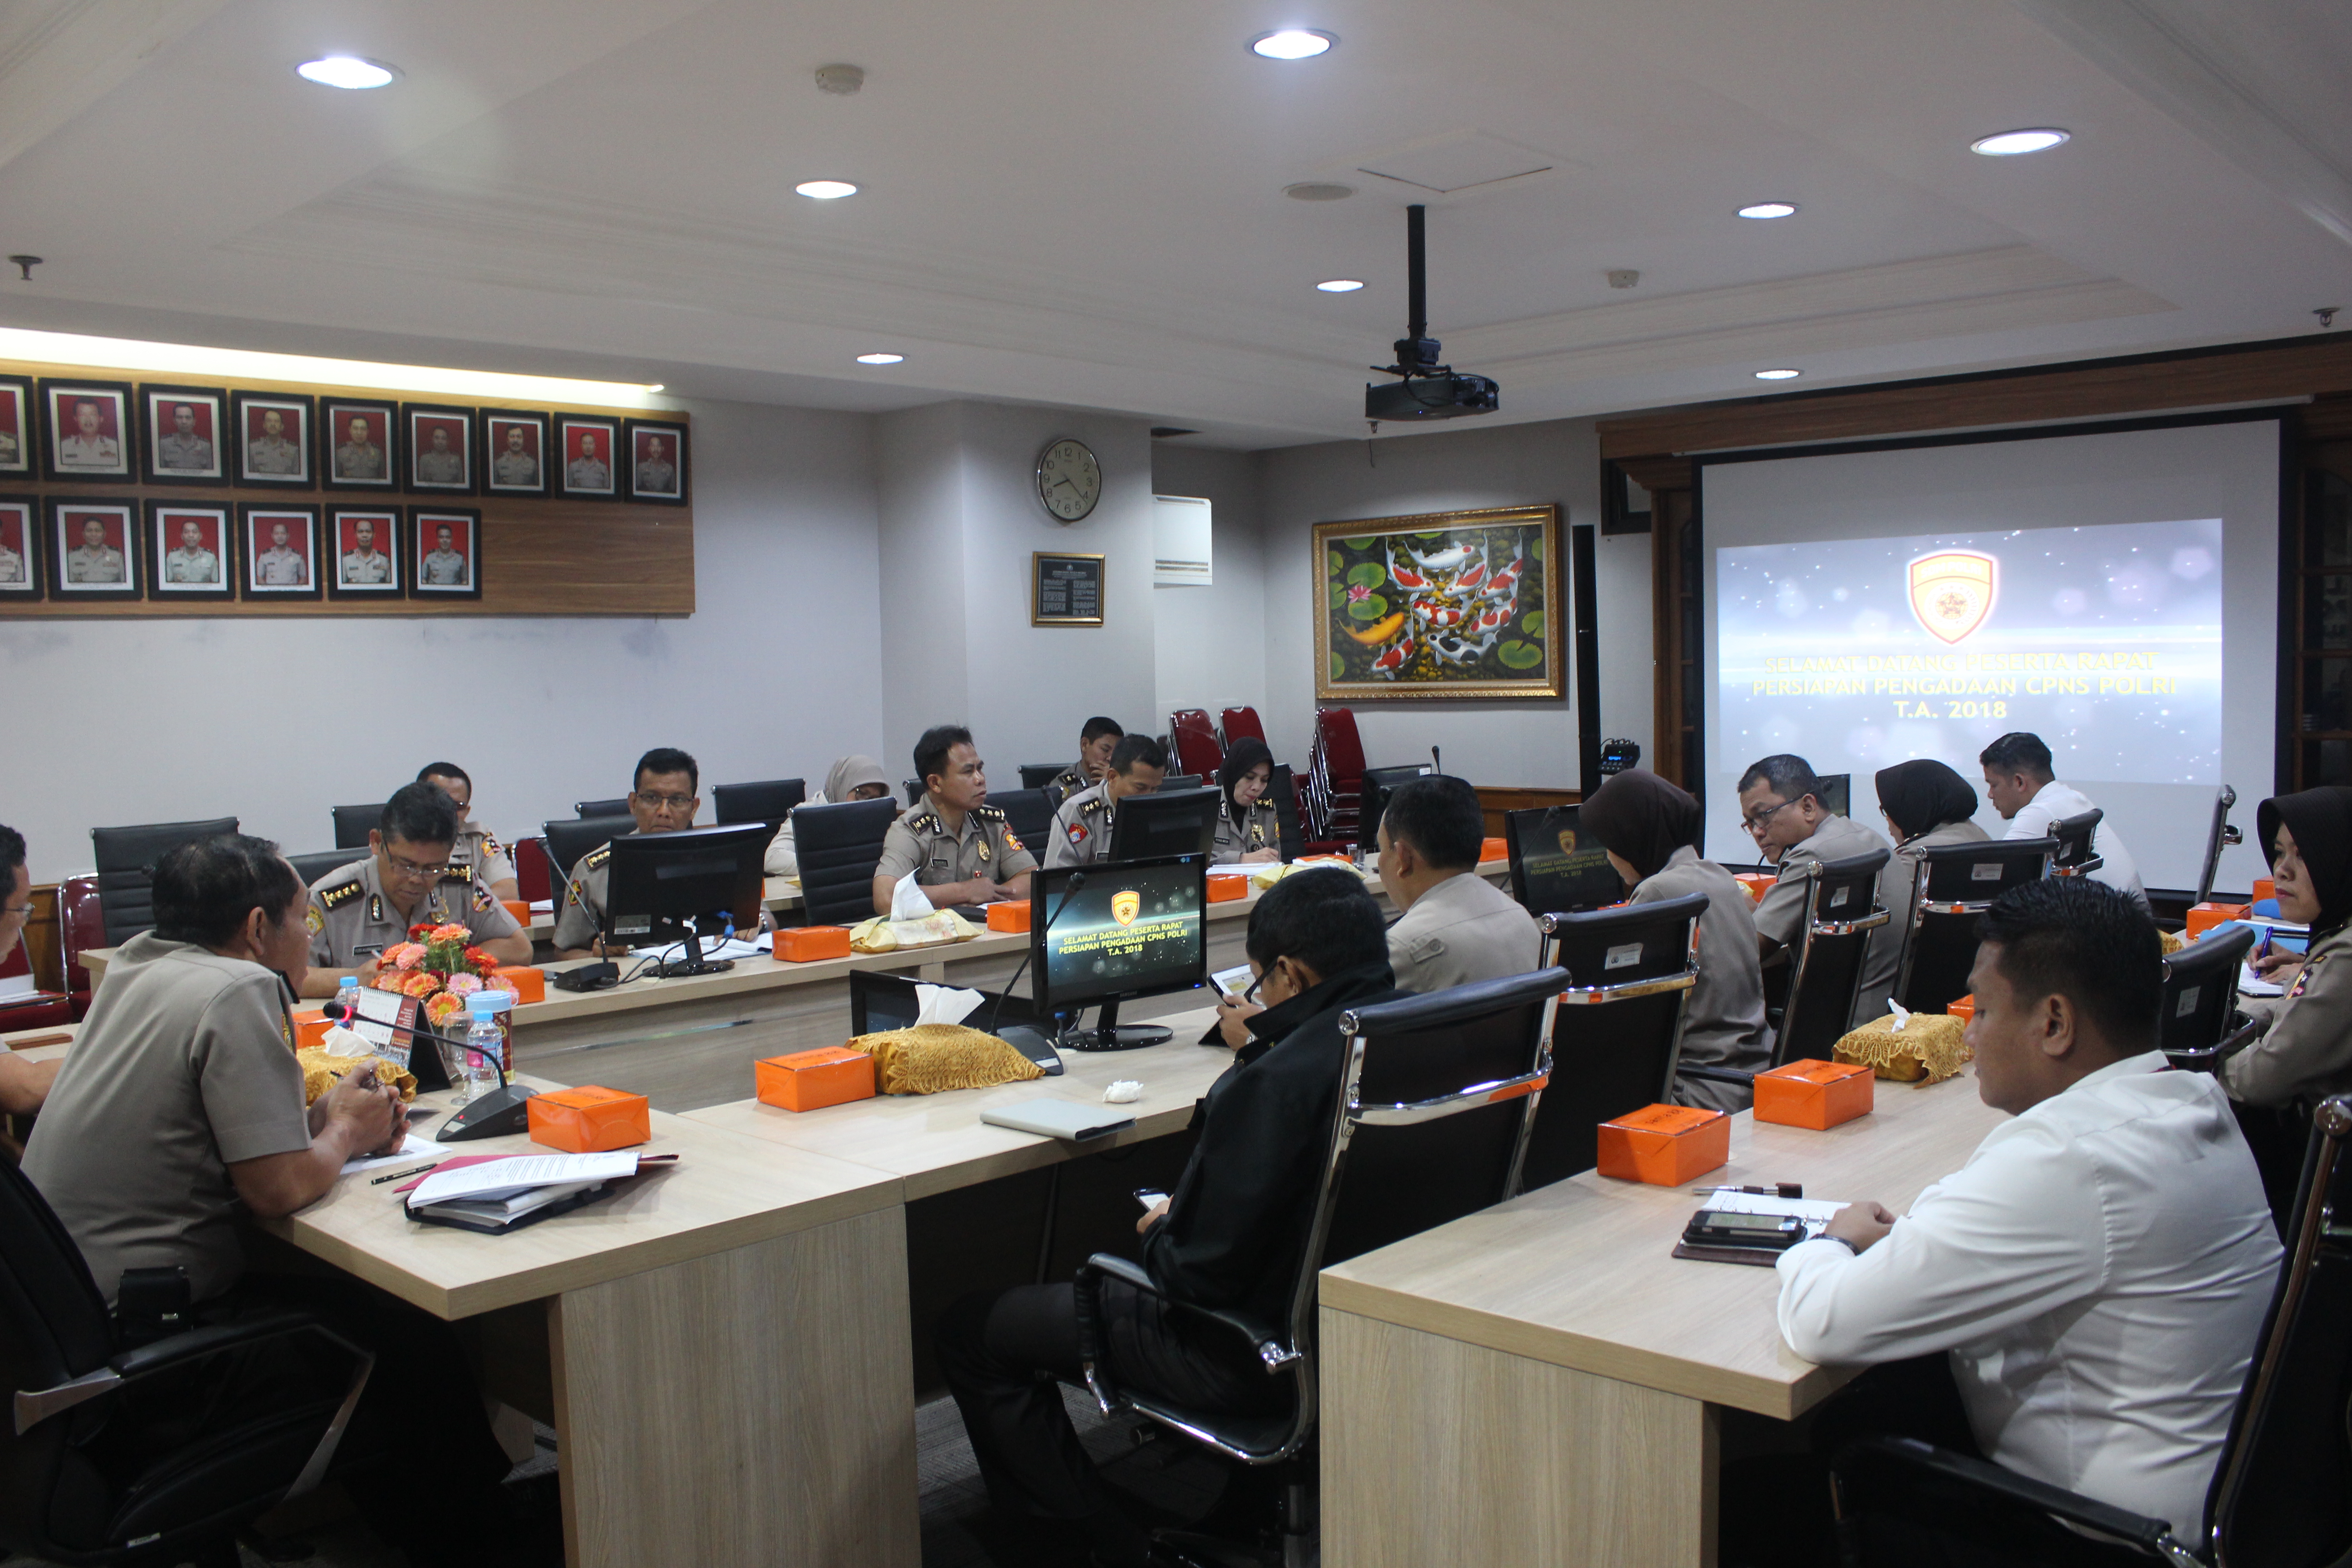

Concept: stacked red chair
[[1217, 706, 1267, 749], [513, 836, 554, 905], [54, 876, 103, 1020], [1306, 707, 1367, 843], [1168, 709, 1225, 779]]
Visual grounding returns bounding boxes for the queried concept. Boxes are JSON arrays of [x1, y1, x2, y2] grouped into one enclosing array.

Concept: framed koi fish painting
[[1313, 504, 1564, 701]]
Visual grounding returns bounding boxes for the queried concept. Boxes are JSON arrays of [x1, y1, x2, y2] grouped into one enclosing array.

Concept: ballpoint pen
[[370, 1161, 443, 1186], [1691, 1182, 1804, 1198]]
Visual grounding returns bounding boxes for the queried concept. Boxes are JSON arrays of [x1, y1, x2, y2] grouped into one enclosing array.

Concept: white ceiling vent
[[1356, 131, 1560, 196]]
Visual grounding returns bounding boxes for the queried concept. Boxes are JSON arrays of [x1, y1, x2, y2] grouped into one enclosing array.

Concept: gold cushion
[[294, 1048, 418, 1104], [1832, 1013, 1972, 1083], [842, 1024, 1045, 1095]]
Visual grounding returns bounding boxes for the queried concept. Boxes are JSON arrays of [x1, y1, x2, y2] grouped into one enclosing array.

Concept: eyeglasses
[[382, 853, 450, 880], [1243, 970, 1266, 1003], [1741, 798, 1801, 834], [635, 792, 696, 811]]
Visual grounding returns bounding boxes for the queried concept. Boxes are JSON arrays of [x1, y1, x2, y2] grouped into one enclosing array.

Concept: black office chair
[[711, 778, 804, 830], [1267, 764, 1305, 862], [0, 1157, 374, 1568], [573, 797, 630, 819], [286, 848, 355, 888], [1019, 764, 1065, 792], [1517, 893, 1705, 1192], [904, 779, 925, 809], [2048, 808, 2104, 877], [542, 815, 634, 886], [1073, 968, 1566, 1567], [794, 797, 899, 926], [1162, 774, 1202, 792], [2196, 785, 2244, 906], [1893, 838, 2055, 1015], [90, 818, 239, 949], [1828, 1092, 2352, 1568], [990, 788, 1054, 861], [328, 804, 379, 851], [2156, 925, 2258, 1071], [1774, 849, 1889, 1059]]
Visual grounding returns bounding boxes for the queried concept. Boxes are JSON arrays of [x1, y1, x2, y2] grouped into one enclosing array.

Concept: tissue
[[1104, 1080, 1141, 1104], [891, 872, 937, 921], [912, 983, 985, 1028]]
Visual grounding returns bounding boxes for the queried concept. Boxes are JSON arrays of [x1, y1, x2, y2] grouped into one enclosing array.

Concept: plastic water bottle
[[335, 974, 360, 1019], [460, 993, 504, 1103]]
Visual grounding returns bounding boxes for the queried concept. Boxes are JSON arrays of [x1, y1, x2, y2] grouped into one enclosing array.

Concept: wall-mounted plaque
[[1031, 550, 1104, 627]]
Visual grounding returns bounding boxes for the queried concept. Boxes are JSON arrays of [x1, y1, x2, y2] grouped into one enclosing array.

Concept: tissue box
[[2185, 902, 2250, 938], [1480, 837, 1508, 864], [501, 899, 530, 928], [292, 1009, 331, 1050], [1752, 1058, 1874, 1130], [755, 1047, 876, 1112], [1946, 995, 1975, 1024], [1734, 872, 1774, 904], [527, 1085, 651, 1152], [493, 966, 545, 1004], [1206, 873, 1247, 903], [986, 902, 1032, 933], [1596, 1103, 1729, 1186], [2254, 878, 2275, 903], [774, 926, 853, 962]]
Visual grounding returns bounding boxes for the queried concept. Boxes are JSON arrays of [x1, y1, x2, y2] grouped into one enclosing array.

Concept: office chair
[[285, 849, 355, 889], [1074, 968, 1566, 1568], [1267, 765, 1308, 862], [793, 797, 899, 927], [1168, 710, 1225, 778], [510, 837, 553, 905], [2048, 808, 2104, 877], [541, 815, 635, 888], [2156, 925, 2258, 1072], [1218, 706, 1266, 748], [1517, 894, 1705, 1191], [1305, 708, 1365, 842], [1828, 1092, 2352, 1568], [1019, 764, 1065, 792], [1772, 849, 1889, 1058], [711, 778, 805, 829], [2197, 785, 2243, 906], [573, 797, 630, 819], [1162, 774, 1203, 792], [904, 779, 925, 809], [90, 818, 239, 949], [54, 877, 102, 1019], [989, 788, 1054, 862], [328, 804, 379, 851], [0, 1156, 375, 1567], [1893, 838, 2056, 1015]]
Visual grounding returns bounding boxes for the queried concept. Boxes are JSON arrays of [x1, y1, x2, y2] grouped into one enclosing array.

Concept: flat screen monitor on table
[[604, 823, 767, 978], [1105, 787, 1220, 864], [1029, 853, 1209, 1050]]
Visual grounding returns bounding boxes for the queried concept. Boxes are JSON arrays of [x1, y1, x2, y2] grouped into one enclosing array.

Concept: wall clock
[[1035, 437, 1101, 522]]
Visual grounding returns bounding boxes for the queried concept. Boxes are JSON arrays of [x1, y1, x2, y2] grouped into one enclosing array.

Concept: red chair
[[0, 938, 70, 1033], [1307, 707, 1367, 842], [513, 837, 553, 905], [54, 876, 104, 1021], [1218, 706, 1266, 749], [1168, 709, 1224, 779]]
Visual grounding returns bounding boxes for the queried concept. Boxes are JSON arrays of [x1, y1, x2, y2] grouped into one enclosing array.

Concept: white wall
[[2, 396, 884, 882], [1148, 445, 1268, 726]]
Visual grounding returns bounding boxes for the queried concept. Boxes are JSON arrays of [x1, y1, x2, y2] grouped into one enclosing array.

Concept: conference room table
[[1315, 1071, 2004, 1568]]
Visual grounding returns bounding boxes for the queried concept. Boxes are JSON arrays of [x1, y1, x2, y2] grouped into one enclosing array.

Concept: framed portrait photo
[[321, 398, 398, 491], [0, 496, 41, 601], [39, 379, 134, 483], [0, 376, 32, 477], [237, 505, 321, 600], [49, 499, 140, 600], [480, 411, 549, 497], [409, 508, 480, 600], [146, 502, 234, 603], [554, 415, 620, 500], [403, 404, 474, 494], [624, 419, 689, 505], [1313, 504, 1565, 701], [139, 385, 230, 486], [231, 392, 314, 487], [327, 509, 403, 598]]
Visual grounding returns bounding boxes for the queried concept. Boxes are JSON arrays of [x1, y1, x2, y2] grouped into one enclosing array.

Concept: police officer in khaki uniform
[[1377, 775, 1541, 994], [1212, 737, 1284, 864], [2225, 788, 2352, 1110], [1046, 717, 1124, 807], [417, 760, 519, 900], [553, 747, 703, 956], [1738, 753, 1900, 1026], [1048, 735, 1167, 869], [874, 725, 1035, 912], [301, 784, 530, 996]]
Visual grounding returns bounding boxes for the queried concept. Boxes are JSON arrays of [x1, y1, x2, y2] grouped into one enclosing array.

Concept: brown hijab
[[1579, 769, 1702, 883]]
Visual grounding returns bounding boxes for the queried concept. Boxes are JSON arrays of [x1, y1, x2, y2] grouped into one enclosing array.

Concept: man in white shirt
[[1771, 877, 2279, 1557], [1979, 730, 2148, 911]]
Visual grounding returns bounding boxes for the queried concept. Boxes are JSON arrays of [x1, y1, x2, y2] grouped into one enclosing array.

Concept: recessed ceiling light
[[1970, 128, 2069, 157], [1316, 279, 1365, 292], [1738, 202, 1798, 220], [647, 384, 665, 392], [1284, 181, 1355, 201], [795, 179, 859, 200], [295, 55, 398, 89], [855, 352, 905, 366], [1754, 368, 1801, 380], [1250, 29, 1336, 59]]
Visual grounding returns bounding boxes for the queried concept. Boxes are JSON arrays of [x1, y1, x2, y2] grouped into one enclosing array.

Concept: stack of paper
[[405, 1151, 641, 1233]]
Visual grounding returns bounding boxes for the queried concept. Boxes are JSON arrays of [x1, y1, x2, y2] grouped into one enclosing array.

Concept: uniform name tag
[[353, 943, 384, 958], [2176, 986, 2200, 1017], [1605, 942, 1642, 970], [1970, 863, 2001, 882]]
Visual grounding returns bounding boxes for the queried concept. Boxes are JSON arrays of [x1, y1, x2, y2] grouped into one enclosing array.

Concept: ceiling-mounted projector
[[1366, 203, 1499, 424]]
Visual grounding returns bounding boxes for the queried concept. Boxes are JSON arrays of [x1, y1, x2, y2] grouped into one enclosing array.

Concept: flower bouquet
[[371, 922, 517, 1033]]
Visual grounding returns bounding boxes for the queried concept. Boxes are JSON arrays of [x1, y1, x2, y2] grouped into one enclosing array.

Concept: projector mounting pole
[[1406, 203, 1427, 347]]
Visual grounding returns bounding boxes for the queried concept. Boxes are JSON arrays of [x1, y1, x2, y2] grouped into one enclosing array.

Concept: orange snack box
[[2184, 902, 2250, 939], [774, 925, 853, 962], [292, 1009, 331, 1050], [527, 1084, 652, 1152], [1752, 1058, 1875, 1131], [1479, 837, 1508, 865], [500, 899, 530, 928], [1734, 872, 1774, 905], [1206, 873, 1248, 903], [493, 966, 545, 1004], [986, 902, 1033, 933], [1595, 1103, 1730, 1186], [755, 1047, 877, 1112], [2254, 878, 2275, 904], [1945, 994, 1975, 1024]]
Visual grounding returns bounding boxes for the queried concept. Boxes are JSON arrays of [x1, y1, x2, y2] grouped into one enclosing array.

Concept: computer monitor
[[1361, 764, 1435, 837], [603, 823, 768, 978], [1812, 772, 1851, 818], [1504, 805, 1624, 916], [1029, 853, 1209, 1050], [1105, 786, 1220, 863]]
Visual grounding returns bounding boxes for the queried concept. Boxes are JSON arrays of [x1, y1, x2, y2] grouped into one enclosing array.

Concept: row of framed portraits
[[0, 497, 485, 603], [0, 375, 686, 504]]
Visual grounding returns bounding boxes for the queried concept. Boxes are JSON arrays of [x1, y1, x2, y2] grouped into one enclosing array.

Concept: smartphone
[[1133, 1188, 1170, 1211]]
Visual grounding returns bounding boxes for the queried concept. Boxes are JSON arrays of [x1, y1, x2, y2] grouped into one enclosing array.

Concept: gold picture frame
[[1313, 504, 1563, 701], [1032, 550, 1105, 627]]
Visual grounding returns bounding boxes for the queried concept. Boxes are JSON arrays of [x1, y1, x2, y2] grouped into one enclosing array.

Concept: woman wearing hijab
[[764, 755, 894, 877], [1869, 760, 1989, 1006], [1212, 737, 1283, 864], [1580, 769, 1773, 1111], [2222, 787, 2352, 1110]]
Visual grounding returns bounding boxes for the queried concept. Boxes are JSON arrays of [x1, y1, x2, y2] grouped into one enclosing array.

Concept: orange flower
[[425, 992, 468, 1028], [429, 922, 470, 944], [399, 970, 443, 999]]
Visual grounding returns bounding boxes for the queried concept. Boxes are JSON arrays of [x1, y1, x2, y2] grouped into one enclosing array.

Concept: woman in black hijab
[[2223, 785, 2352, 1110], [1211, 737, 1281, 864], [1871, 760, 1989, 943], [1579, 770, 1771, 1110]]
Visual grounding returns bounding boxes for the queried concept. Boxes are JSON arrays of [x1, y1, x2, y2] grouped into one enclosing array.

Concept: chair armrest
[[2164, 1018, 2263, 1075], [1074, 1253, 1294, 1373], [1678, 1064, 1757, 1088], [1831, 1436, 2188, 1562], [16, 1310, 352, 1435]]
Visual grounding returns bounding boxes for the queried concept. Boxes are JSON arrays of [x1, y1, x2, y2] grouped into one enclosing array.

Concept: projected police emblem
[[1111, 890, 1142, 927], [1908, 551, 1998, 645], [1558, 828, 1579, 856]]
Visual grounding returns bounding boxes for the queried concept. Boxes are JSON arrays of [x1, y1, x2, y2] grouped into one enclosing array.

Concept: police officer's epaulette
[[440, 865, 474, 884], [583, 845, 612, 871], [1079, 797, 1109, 816], [973, 804, 1008, 822], [318, 877, 364, 911], [907, 811, 943, 834]]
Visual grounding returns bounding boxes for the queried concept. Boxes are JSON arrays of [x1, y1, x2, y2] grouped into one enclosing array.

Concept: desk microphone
[[322, 1000, 538, 1141], [981, 872, 1086, 1053]]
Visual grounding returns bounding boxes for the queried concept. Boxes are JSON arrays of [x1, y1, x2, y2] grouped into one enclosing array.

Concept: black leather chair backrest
[[904, 779, 925, 809], [711, 778, 805, 829], [1778, 848, 1891, 1063], [574, 797, 630, 819], [287, 849, 356, 889], [329, 803, 379, 850], [794, 797, 899, 926], [0, 1152, 121, 1525], [543, 815, 635, 886], [2049, 808, 2103, 875], [1019, 764, 1064, 791], [2205, 1094, 2352, 1567], [90, 817, 239, 948], [1519, 894, 1705, 1191], [990, 788, 1053, 861], [1162, 774, 1202, 792], [1268, 764, 1305, 861], [2159, 925, 2256, 1062], [1897, 838, 2055, 1014]]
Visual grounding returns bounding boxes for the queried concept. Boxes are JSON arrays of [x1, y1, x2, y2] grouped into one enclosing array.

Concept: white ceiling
[[0, 0, 2346, 447]]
